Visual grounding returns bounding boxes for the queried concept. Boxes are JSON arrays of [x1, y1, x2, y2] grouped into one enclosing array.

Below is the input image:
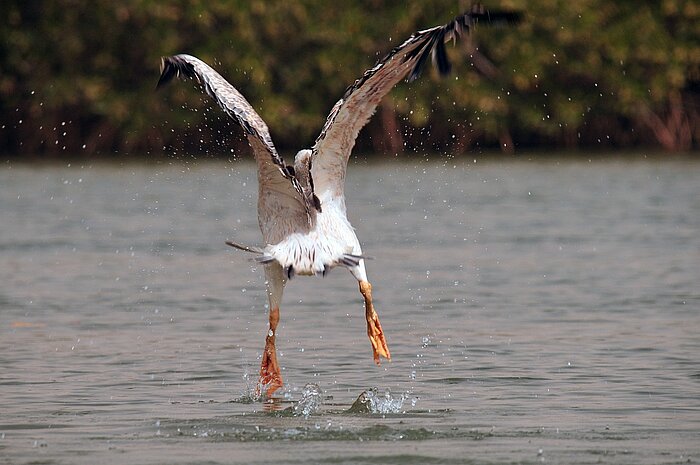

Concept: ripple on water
[[158, 420, 493, 443]]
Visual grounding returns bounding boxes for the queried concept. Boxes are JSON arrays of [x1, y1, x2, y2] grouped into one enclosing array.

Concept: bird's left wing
[[310, 9, 518, 198], [157, 55, 315, 220]]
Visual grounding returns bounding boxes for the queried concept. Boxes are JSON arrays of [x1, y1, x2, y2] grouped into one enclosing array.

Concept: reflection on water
[[0, 157, 699, 464]]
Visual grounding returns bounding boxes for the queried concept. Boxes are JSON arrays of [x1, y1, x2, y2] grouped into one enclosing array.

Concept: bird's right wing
[[157, 55, 311, 220]]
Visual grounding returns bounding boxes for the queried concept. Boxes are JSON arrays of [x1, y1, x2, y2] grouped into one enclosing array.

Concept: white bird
[[157, 8, 517, 397]]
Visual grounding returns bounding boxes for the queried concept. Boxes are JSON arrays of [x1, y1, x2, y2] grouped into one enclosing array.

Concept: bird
[[157, 7, 518, 397]]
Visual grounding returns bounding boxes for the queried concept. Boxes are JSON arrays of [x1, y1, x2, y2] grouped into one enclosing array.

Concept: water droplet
[[288, 383, 322, 418]]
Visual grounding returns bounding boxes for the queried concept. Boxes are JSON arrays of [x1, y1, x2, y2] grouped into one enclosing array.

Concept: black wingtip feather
[[156, 57, 177, 89], [434, 36, 451, 76], [405, 7, 521, 83], [470, 10, 523, 26], [156, 55, 196, 89], [407, 36, 437, 83]]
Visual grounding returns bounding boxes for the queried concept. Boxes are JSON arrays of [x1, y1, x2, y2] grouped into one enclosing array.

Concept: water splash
[[236, 364, 262, 403], [347, 387, 408, 414], [286, 383, 322, 417]]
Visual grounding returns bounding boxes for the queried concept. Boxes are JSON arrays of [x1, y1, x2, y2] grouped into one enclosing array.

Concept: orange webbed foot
[[255, 308, 283, 398], [367, 310, 391, 364], [359, 280, 391, 365], [256, 338, 283, 397]]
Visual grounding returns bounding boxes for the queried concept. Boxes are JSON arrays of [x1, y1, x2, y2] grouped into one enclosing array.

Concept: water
[[1, 157, 698, 464]]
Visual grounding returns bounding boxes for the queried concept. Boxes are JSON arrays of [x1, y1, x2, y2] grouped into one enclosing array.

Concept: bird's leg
[[257, 305, 283, 397], [255, 263, 286, 399], [359, 280, 391, 364]]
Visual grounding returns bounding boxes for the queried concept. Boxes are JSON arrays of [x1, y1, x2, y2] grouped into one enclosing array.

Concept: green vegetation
[[1, 0, 698, 157]]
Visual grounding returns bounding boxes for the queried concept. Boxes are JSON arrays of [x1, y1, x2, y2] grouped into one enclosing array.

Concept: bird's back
[[259, 192, 360, 277]]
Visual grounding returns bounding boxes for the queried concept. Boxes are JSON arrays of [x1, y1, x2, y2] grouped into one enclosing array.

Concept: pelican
[[157, 8, 515, 397]]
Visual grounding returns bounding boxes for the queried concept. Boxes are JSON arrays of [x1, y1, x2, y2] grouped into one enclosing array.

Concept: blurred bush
[[1, 0, 698, 157]]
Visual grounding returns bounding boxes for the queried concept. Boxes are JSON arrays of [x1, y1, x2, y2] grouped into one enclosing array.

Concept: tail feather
[[227, 241, 374, 275], [339, 253, 372, 268], [225, 241, 265, 254], [226, 241, 278, 265], [255, 255, 277, 264]]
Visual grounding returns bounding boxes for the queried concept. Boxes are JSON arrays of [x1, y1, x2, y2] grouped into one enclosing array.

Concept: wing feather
[[157, 54, 320, 227], [158, 56, 286, 176], [310, 9, 518, 198]]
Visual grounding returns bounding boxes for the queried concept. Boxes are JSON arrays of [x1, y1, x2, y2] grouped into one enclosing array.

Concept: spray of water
[[287, 383, 323, 418], [347, 387, 409, 414]]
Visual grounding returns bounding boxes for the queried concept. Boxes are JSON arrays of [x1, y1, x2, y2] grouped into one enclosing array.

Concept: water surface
[[1, 157, 698, 464]]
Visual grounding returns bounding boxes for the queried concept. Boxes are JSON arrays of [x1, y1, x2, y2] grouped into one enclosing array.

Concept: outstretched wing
[[157, 55, 316, 226], [310, 9, 517, 198]]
